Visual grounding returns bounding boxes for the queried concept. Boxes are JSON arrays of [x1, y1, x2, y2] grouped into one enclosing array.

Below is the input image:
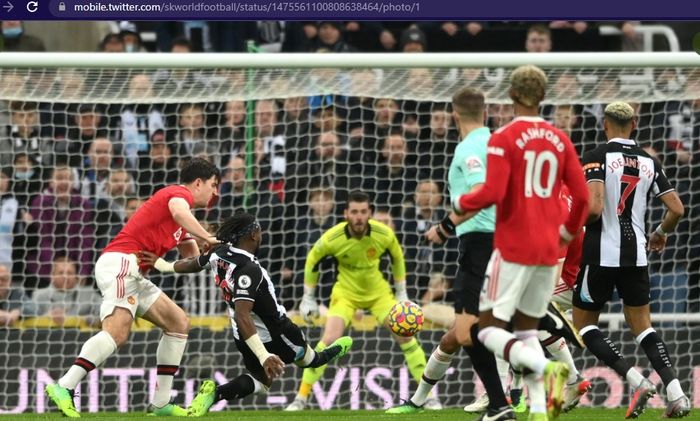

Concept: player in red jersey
[[543, 187, 590, 413], [46, 158, 220, 417], [453, 65, 589, 421]]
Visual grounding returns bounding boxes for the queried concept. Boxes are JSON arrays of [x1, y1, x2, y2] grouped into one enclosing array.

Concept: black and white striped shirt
[[198, 245, 287, 341], [581, 138, 674, 267]]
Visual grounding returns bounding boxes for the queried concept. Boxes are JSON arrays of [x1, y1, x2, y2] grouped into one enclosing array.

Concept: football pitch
[[3, 408, 693, 421]]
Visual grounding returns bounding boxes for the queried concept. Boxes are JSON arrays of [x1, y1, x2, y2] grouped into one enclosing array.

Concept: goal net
[[0, 52, 698, 413]]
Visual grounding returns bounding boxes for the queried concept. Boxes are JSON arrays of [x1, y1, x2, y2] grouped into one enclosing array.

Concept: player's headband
[[227, 220, 261, 245]]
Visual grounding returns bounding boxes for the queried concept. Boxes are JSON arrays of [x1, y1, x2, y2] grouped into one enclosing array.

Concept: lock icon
[[58, 2, 65, 11]]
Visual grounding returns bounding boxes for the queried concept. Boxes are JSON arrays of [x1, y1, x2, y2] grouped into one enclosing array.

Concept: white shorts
[[479, 249, 558, 321], [552, 277, 573, 312], [95, 252, 163, 321]]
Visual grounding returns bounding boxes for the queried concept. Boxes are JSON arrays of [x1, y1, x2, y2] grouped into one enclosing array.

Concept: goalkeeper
[[285, 191, 438, 411], [140, 212, 353, 417]]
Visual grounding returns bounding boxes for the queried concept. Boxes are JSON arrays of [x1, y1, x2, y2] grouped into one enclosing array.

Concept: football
[[388, 301, 424, 337]]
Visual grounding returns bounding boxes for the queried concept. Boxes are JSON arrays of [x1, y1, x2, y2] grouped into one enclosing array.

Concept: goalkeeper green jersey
[[304, 219, 406, 300]]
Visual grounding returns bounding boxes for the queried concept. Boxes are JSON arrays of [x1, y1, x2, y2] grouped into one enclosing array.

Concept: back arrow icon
[[2, 1, 13, 11]]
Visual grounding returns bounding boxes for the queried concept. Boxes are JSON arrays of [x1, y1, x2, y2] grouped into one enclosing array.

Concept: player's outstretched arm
[[560, 142, 589, 244], [234, 300, 285, 380], [386, 231, 409, 302], [168, 197, 218, 246], [455, 140, 510, 215], [138, 250, 206, 273], [428, 184, 483, 244]]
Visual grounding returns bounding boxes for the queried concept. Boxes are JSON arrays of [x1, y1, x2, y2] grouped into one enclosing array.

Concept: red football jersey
[[561, 228, 583, 288], [557, 184, 583, 288], [458, 116, 588, 265], [104, 185, 194, 269]]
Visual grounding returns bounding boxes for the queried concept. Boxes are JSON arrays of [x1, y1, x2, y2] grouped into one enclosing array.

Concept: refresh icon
[[26, 0, 38, 12]]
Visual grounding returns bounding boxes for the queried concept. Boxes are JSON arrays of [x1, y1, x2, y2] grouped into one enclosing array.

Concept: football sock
[[636, 328, 682, 400], [152, 332, 188, 407], [495, 356, 511, 393], [305, 344, 344, 368], [539, 331, 579, 383], [466, 324, 509, 409], [411, 346, 453, 406], [298, 342, 327, 400], [216, 374, 257, 401], [59, 330, 117, 389], [580, 325, 633, 379], [517, 331, 546, 414], [478, 327, 548, 375], [400, 338, 428, 385]]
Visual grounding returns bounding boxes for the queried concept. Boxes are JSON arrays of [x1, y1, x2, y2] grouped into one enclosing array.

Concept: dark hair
[[9, 101, 37, 113], [180, 158, 220, 184], [99, 33, 123, 50], [171, 37, 192, 51], [346, 190, 371, 208], [217, 212, 259, 245]]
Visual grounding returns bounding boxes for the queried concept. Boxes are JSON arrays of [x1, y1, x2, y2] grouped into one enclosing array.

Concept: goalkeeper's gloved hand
[[394, 281, 409, 303], [299, 285, 319, 323]]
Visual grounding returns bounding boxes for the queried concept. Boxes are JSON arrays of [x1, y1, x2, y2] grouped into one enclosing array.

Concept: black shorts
[[235, 317, 308, 376], [572, 264, 650, 311], [453, 232, 494, 316]]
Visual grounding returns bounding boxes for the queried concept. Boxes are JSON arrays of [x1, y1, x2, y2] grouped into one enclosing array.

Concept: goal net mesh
[[0, 63, 698, 413]]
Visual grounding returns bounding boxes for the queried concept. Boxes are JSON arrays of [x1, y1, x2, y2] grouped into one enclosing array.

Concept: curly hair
[[216, 212, 260, 246], [509, 65, 548, 108]]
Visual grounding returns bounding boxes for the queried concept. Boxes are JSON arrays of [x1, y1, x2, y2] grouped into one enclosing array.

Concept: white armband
[[154, 258, 176, 273], [245, 333, 273, 366], [655, 225, 668, 236]]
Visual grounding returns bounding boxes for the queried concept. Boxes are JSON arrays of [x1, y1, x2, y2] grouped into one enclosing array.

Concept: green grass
[[3, 408, 693, 421]]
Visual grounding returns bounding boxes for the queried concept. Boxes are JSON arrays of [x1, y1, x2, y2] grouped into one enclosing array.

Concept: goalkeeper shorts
[[327, 286, 396, 326]]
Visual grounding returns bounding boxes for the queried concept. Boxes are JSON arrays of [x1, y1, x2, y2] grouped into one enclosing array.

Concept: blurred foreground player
[[454, 65, 589, 421]]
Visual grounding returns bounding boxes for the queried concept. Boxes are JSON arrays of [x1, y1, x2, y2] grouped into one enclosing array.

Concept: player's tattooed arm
[[586, 181, 605, 224]]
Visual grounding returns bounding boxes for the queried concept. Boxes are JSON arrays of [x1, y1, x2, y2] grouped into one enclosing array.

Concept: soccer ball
[[389, 301, 424, 337]]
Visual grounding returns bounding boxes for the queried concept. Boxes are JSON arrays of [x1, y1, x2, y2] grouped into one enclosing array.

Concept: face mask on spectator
[[124, 43, 137, 52], [2, 27, 23, 38], [14, 170, 34, 180]]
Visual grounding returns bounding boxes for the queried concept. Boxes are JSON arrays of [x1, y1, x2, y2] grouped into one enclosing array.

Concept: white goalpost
[[0, 52, 698, 413]]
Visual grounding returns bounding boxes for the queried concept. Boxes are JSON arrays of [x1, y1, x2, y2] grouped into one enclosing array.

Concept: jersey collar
[[462, 126, 490, 142], [229, 245, 256, 261], [513, 116, 545, 123], [607, 137, 637, 146], [344, 222, 371, 239]]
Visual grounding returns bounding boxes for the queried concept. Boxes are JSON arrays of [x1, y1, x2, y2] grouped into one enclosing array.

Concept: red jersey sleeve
[[457, 132, 511, 213], [560, 139, 589, 239]]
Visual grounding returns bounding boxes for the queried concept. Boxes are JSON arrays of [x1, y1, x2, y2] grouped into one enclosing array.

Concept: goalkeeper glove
[[299, 284, 319, 323]]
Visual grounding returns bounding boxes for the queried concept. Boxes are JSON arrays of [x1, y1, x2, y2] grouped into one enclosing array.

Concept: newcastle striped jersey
[[581, 138, 674, 267], [198, 244, 287, 341]]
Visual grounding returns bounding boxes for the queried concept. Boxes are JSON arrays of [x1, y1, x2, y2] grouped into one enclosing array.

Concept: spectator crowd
[[0, 19, 698, 326]]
